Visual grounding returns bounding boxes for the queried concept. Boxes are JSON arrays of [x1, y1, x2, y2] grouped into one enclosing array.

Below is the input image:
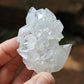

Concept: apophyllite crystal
[[17, 7, 72, 73]]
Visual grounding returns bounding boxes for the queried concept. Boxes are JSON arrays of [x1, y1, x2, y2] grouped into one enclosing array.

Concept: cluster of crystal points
[[17, 7, 72, 73]]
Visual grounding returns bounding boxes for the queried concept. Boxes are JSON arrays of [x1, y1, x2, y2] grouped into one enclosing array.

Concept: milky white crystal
[[17, 7, 72, 73]]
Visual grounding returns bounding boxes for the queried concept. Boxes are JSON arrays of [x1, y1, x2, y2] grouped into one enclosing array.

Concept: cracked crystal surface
[[17, 7, 72, 73]]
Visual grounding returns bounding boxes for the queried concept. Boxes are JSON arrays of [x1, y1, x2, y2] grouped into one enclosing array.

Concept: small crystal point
[[62, 44, 72, 53]]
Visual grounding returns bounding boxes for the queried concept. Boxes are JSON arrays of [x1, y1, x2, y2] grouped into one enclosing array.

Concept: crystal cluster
[[17, 7, 72, 73]]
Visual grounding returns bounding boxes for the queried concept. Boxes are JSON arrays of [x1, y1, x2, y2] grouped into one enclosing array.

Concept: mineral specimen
[[17, 7, 72, 73]]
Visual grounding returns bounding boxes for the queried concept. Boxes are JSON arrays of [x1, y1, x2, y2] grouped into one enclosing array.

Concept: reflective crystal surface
[[17, 7, 72, 73]]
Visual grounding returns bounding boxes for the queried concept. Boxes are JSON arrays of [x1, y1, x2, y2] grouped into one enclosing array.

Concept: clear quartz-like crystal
[[17, 7, 72, 73]]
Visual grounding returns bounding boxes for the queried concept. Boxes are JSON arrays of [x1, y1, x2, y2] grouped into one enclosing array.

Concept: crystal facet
[[17, 7, 72, 73]]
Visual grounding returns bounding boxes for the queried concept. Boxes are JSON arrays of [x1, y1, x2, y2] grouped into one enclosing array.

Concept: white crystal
[[17, 7, 72, 73]]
